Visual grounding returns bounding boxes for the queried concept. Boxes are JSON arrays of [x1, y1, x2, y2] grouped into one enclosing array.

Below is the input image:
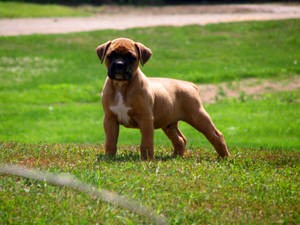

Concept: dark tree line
[[4, 0, 298, 6]]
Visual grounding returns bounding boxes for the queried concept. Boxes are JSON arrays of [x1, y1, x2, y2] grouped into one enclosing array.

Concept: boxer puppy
[[96, 38, 230, 160]]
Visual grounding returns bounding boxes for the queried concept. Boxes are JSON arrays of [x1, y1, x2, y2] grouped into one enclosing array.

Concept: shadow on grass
[[97, 144, 181, 162], [97, 152, 183, 162]]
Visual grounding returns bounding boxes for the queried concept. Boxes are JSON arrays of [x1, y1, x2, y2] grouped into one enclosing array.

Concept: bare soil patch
[[198, 76, 300, 104]]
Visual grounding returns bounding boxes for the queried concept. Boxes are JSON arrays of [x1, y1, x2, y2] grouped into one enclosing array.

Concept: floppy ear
[[135, 42, 152, 66], [96, 41, 112, 64]]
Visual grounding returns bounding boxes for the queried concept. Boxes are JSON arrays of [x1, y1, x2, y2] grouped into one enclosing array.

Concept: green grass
[[0, 20, 300, 224], [1, 143, 299, 224], [0, 1, 91, 18]]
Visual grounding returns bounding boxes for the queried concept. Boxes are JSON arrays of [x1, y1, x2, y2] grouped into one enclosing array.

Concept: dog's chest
[[109, 92, 131, 125]]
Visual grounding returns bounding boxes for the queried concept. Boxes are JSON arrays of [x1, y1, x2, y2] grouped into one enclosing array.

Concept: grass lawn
[[0, 1, 91, 18], [1, 143, 299, 224], [0, 20, 300, 224]]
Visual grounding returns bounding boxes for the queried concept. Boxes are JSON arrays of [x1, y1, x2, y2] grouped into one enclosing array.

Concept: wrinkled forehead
[[109, 39, 137, 55]]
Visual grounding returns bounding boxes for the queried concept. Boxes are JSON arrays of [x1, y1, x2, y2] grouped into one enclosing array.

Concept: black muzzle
[[108, 58, 132, 81]]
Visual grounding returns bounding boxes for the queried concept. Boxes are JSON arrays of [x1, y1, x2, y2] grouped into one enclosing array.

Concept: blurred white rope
[[0, 164, 168, 225]]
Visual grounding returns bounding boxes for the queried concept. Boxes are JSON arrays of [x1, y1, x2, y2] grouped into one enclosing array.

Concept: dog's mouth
[[108, 68, 132, 81], [108, 72, 132, 81], [115, 74, 123, 80]]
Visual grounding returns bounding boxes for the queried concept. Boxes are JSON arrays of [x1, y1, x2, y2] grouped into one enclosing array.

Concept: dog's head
[[96, 38, 152, 81]]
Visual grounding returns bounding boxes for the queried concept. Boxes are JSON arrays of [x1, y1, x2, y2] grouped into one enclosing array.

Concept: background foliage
[[1, 0, 293, 6]]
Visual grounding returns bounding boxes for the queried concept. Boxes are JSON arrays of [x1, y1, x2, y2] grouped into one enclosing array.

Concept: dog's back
[[148, 77, 202, 128]]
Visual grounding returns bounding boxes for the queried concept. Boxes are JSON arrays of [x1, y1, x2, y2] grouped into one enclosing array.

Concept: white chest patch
[[110, 92, 131, 125]]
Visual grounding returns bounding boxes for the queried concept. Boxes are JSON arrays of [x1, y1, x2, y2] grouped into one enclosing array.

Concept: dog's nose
[[114, 60, 125, 70]]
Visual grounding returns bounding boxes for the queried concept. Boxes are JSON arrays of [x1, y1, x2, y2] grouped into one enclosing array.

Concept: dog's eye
[[126, 53, 137, 62], [107, 51, 117, 59]]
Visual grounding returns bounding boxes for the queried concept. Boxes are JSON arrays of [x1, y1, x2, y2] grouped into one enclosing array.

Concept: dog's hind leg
[[162, 123, 187, 157], [186, 107, 230, 158]]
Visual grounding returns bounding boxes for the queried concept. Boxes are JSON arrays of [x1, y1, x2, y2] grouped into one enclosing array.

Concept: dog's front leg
[[104, 115, 119, 157], [139, 119, 154, 160]]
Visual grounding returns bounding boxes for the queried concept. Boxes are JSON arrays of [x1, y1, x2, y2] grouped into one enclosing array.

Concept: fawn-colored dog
[[97, 38, 229, 160]]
